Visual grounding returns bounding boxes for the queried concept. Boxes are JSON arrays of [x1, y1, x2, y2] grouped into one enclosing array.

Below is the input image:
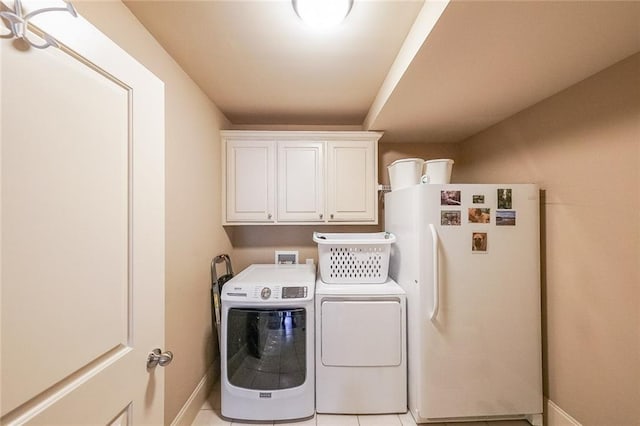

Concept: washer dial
[[260, 287, 272, 300]]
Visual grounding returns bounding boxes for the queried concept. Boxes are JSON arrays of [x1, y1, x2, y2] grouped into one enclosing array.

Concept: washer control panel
[[228, 284, 310, 301], [220, 264, 316, 302], [282, 286, 308, 299]]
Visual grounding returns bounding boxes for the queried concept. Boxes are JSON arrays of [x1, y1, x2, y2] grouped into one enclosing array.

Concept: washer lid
[[230, 264, 316, 285]]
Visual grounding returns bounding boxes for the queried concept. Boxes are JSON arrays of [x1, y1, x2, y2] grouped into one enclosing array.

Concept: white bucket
[[421, 159, 454, 184], [388, 158, 424, 191]]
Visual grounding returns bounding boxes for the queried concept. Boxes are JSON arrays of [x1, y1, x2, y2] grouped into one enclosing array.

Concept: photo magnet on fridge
[[472, 232, 488, 253], [472, 195, 485, 204], [496, 210, 516, 226], [441, 190, 461, 206], [497, 188, 512, 209], [468, 208, 490, 224], [441, 210, 461, 226]]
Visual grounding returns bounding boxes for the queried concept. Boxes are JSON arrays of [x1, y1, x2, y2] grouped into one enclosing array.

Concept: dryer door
[[321, 300, 402, 367]]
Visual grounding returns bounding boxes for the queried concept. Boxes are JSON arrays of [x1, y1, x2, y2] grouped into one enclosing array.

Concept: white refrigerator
[[385, 184, 543, 425]]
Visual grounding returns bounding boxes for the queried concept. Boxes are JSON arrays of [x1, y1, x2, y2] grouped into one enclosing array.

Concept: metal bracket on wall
[[378, 184, 391, 203]]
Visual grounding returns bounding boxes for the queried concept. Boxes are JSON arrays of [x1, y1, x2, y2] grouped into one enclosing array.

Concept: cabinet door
[[327, 140, 377, 222], [277, 141, 324, 222], [225, 140, 275, 222]]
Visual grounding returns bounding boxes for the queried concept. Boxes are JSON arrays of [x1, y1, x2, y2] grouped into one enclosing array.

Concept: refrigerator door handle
[[428, 223, 440, 320]]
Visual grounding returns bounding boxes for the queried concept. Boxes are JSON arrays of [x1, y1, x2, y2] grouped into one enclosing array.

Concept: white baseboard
[[546, 398, 582, 426], [169, 359, 220, 426]]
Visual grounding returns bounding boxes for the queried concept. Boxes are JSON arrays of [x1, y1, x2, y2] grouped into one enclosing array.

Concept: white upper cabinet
[[327, 140, 376, 223], [221, 131, 381, 225], [278, 141, 324, 222], [224, 139, 275, 223]]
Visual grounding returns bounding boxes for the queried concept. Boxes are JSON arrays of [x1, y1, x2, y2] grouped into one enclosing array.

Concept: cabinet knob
[[330, 213, 334, 219], [268, 213, 272, 219], [320, 214, 323, 219]]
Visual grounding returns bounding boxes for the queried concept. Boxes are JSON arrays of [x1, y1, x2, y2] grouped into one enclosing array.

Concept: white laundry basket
[[387, 158, 424, 191], [422, 159, 454, 184], [313, 232, 396, 284]]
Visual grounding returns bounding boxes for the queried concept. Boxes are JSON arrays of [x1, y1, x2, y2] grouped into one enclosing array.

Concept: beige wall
[[58, 4, 640, 424], [229, 142, 459, 271], [223, 124, 378, 270], [74, 2, 232, 423], [228, 225, 380, 273], [455, 53, 640, 425]]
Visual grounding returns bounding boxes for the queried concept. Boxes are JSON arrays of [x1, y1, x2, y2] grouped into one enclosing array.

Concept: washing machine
[[221, 264, 315, 422], [315, 278, 407, 414]]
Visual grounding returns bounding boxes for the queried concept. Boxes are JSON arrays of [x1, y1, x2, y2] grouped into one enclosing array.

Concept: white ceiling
[[124, 0, 640, 143]]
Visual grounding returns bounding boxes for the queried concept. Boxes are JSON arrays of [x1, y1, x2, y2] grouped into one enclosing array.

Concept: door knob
[[147, 348, 173, 368]]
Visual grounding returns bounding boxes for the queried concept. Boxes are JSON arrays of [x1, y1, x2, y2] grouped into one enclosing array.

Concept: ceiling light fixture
[[292, 0, 354, 30]]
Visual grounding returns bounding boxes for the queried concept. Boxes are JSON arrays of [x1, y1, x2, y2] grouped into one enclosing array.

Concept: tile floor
[[192, 381, 531, 426]]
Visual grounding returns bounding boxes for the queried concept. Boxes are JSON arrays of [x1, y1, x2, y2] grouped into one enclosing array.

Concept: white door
[[225, 140, 275, 223], [1, 3, 165, 424], [326, 140, 376, 223], [277, 141, 324, 222]]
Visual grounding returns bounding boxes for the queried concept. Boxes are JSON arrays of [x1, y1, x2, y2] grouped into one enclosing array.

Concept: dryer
[[315, 278, 407, 414], [221, 264, 315, 422]]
